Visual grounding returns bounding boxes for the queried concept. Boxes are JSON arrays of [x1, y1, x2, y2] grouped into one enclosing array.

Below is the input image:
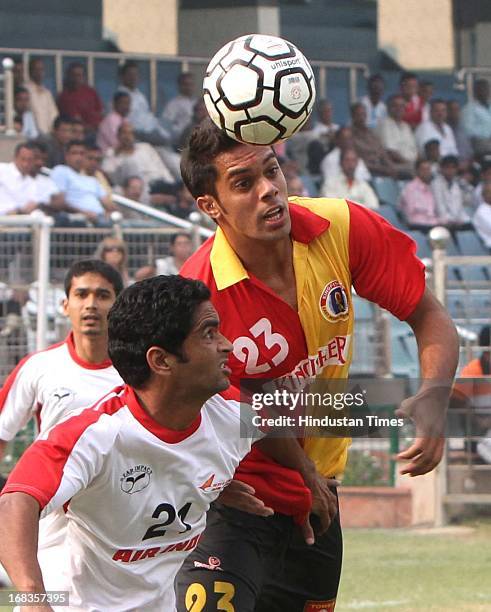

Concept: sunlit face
[[15, 147, 35, 176], [63, 273, 117, 338], [417, 161, 433, 184], [102, 240, 125, 268], [401, 77, 418, 98], [65, 145, 86, 172], [168, 301, 233, 395], [430, 102, 447, 125], [14, 91, 30, 114], [54, 122, 72, 145], [172, 236, 193, 262], [197, 145, 290, 244]]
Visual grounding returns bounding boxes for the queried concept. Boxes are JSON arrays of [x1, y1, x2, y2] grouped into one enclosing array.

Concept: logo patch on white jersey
[[319, 281, 349, 322], [48, 387, 75, 409], [198, 474, 232, 493], [120, 465, 152, 494]]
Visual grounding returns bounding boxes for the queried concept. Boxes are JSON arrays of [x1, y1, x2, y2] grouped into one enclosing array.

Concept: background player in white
[[0, 258, 124, 458], [0, 275, 328, 612]]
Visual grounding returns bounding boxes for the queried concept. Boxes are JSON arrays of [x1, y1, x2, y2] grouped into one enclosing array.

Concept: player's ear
[[62, 297, 69, 317], [197, 195, 221, 221], [146, 346, 173, 377]]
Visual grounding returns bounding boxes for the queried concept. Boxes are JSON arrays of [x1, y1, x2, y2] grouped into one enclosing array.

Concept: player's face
[[64, 273, 117, 338], [198, 145, 290, 243], [176, 301, 233, 394]]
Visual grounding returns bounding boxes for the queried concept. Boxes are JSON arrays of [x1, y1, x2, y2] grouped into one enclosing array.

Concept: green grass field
[[336, 520, 491, 611]]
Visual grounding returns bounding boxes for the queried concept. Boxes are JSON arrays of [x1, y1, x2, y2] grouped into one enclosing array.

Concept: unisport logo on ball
[[203, 34, 316, 145]]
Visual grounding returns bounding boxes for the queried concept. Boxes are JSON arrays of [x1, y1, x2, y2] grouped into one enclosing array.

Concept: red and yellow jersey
[[181, 197, 425, 514]]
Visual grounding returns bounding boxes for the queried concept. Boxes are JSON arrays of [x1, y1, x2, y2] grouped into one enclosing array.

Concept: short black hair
[[430, 98, 446, 109], [180, 117, 241, 198], [415, 158, 431, 170], [113, 91, 130, 104], [65, 139, 86, 152], [14, 141, 36, 156], [108, 275, 210, 387], [119, 60, 139, 76], [64, 259, 124, 298], [368, 73, 384, 84], [53, 115, 72, 130], [440, 154, 459, 167], [400, 71, 418, 84], [170, 232, 191, 246]]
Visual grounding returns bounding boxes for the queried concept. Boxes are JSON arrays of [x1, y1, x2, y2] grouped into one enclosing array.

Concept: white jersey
[[0, 333, 123, 558], [2, 385, 258, 612], [0, 332, 122, 440]]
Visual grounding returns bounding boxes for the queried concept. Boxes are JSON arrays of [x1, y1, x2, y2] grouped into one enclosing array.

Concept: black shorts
[[175, 491, 342, 612]]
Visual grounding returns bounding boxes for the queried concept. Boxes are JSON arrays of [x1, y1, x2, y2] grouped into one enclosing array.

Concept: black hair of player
[[180, 117, 241, 199], [108, 275, 211, 387], [64, 259, 124, 298]]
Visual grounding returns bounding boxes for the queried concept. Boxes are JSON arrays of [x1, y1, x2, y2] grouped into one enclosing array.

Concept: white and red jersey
[[0, 332, 122, 440], [2, 385, 257, 612]]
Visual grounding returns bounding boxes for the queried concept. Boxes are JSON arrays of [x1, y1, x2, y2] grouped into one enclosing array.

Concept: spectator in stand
[[70, 118, 85, 142], [419, 80, 434, 123], [473, 162, 491, 208], [351, 102, 402, 178], [97, 92, 131, 153], [377, 94, 417, 176], [13, 87, 39, 139], [400, 72, 423, 129], [321, 148, 379, 209], [360, 74, 387, 128], [161, 72, 197, 147], [172, 183, 198, 219], [102, 122, 175, 194], [473, 181, 491, 249], [178, 98, 208, 151], [117, 60, 171, 146], [398, 159, 440, 229], [57, 62, 103, 133], [307, 99, 339, 175], [0, 142, 38, 215], [415, 99, 458, 158], [95, 237, 130, 286], [24, 57, 58, 135], [320, 125, 370, 184], [156, 232, 193, 275], [285, 117, 316, 175], [122, 176, 145, 202], [83, 144, 112, 199], [41, 116, 74, 168], [51, 140, 115, 226], [447, 99, 473, 165], [432, 155, 470, 227], [286, 174, 309, 197], [423, 138, 441, 176], [12, 58, 24, 88], [462, 79, 491, 158]]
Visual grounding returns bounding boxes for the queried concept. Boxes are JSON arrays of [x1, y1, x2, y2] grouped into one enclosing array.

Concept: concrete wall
[[178, 6, 279, 58], [103, 0, 178, 55], [378, 0, 455, 70]]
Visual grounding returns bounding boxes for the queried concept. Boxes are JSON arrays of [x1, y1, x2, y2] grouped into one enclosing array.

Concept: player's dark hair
[[440, 154, 459, 167], [170, 231, 191, 246], [53, 115, 72, 130], [400, 71, 418, 84], [64, 259, 124, 298], [180, 117, 241, 198], [113, 91, 130, 104], [108, 275, 211, 387], [14, 141, 35, 156]]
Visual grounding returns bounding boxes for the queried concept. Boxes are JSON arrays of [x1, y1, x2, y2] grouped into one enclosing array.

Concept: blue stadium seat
[[373, 177, 401, 207], [376, 204, 404, 229], [455, 230, 487, 256], [300, 174, 319, 197], [407, 230, 431, 259], [353, 295, 374, 319]]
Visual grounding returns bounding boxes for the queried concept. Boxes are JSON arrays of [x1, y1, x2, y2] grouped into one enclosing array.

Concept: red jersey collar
[[124, 385, 202, 444], [210, 198, 330, 290], [66, 332, 113, 370]]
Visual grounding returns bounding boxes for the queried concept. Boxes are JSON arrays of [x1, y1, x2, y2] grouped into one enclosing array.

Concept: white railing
[[0, 57, 15, 135]]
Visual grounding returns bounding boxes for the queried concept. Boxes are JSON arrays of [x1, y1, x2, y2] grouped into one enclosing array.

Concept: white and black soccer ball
[[203, 34, 316, 145]]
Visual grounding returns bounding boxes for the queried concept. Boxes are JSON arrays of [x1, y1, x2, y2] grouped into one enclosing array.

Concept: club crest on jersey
[[198, 473, 232, 493], [319, 281, 349, 322], [120, 465, 152, 494]]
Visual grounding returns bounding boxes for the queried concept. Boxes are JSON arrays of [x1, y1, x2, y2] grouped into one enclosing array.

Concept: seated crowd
[[3, 58, 491, 250]]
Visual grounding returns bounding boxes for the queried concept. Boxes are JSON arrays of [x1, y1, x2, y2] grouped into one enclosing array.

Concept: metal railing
[[0, 57, 14, 134], [0, 46, 369, 113]]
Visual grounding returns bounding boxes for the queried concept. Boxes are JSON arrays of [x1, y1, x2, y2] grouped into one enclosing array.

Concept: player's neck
[[135, 386, 204, 431], [73, 333, 110, 365], [232, 234, 293, 280]]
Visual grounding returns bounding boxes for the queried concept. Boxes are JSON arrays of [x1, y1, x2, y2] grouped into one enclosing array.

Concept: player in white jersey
[[0, 258, 124, 455], [0, 275, 325, 612], [0, 259, 124, 579]]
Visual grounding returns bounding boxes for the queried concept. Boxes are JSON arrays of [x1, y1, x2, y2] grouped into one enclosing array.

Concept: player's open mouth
[[263, 206, 284, 223], [220, 362, 232, 375]]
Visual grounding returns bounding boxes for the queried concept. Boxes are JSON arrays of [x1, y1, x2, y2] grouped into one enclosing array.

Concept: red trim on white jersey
[[66, 332, 113, 370]]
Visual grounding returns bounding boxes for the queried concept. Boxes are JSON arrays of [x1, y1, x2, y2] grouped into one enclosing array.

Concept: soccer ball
[[203, 34, 316, 145]]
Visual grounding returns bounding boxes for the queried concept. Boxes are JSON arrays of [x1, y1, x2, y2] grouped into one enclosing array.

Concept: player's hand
[[217, 479, 274, 517], [395, 386, 449, 476], [307, 475, 339, 534]]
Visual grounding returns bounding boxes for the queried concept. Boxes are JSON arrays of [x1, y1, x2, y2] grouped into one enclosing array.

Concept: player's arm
[[348, 201, 459, 475], [395, 288, 459, 476]]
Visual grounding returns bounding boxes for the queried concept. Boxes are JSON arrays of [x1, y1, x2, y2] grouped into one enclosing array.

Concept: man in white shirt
[[321, 148, 379, 210], [320, 126, 371, 185], [359, 73, 387, 128], [156, 232, 193, 275], [13, 87, 39, 140], [462, 78, 491, 157], [0, 143, 39, 215], [416, 99, 458, 157], [473, 181, 491, 249], [377, 94, 417, 176], [432, 155, 470, 227], [0, 275, 327, 612], [24, 58, 58, 135], [161, 72, 197, 146]]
